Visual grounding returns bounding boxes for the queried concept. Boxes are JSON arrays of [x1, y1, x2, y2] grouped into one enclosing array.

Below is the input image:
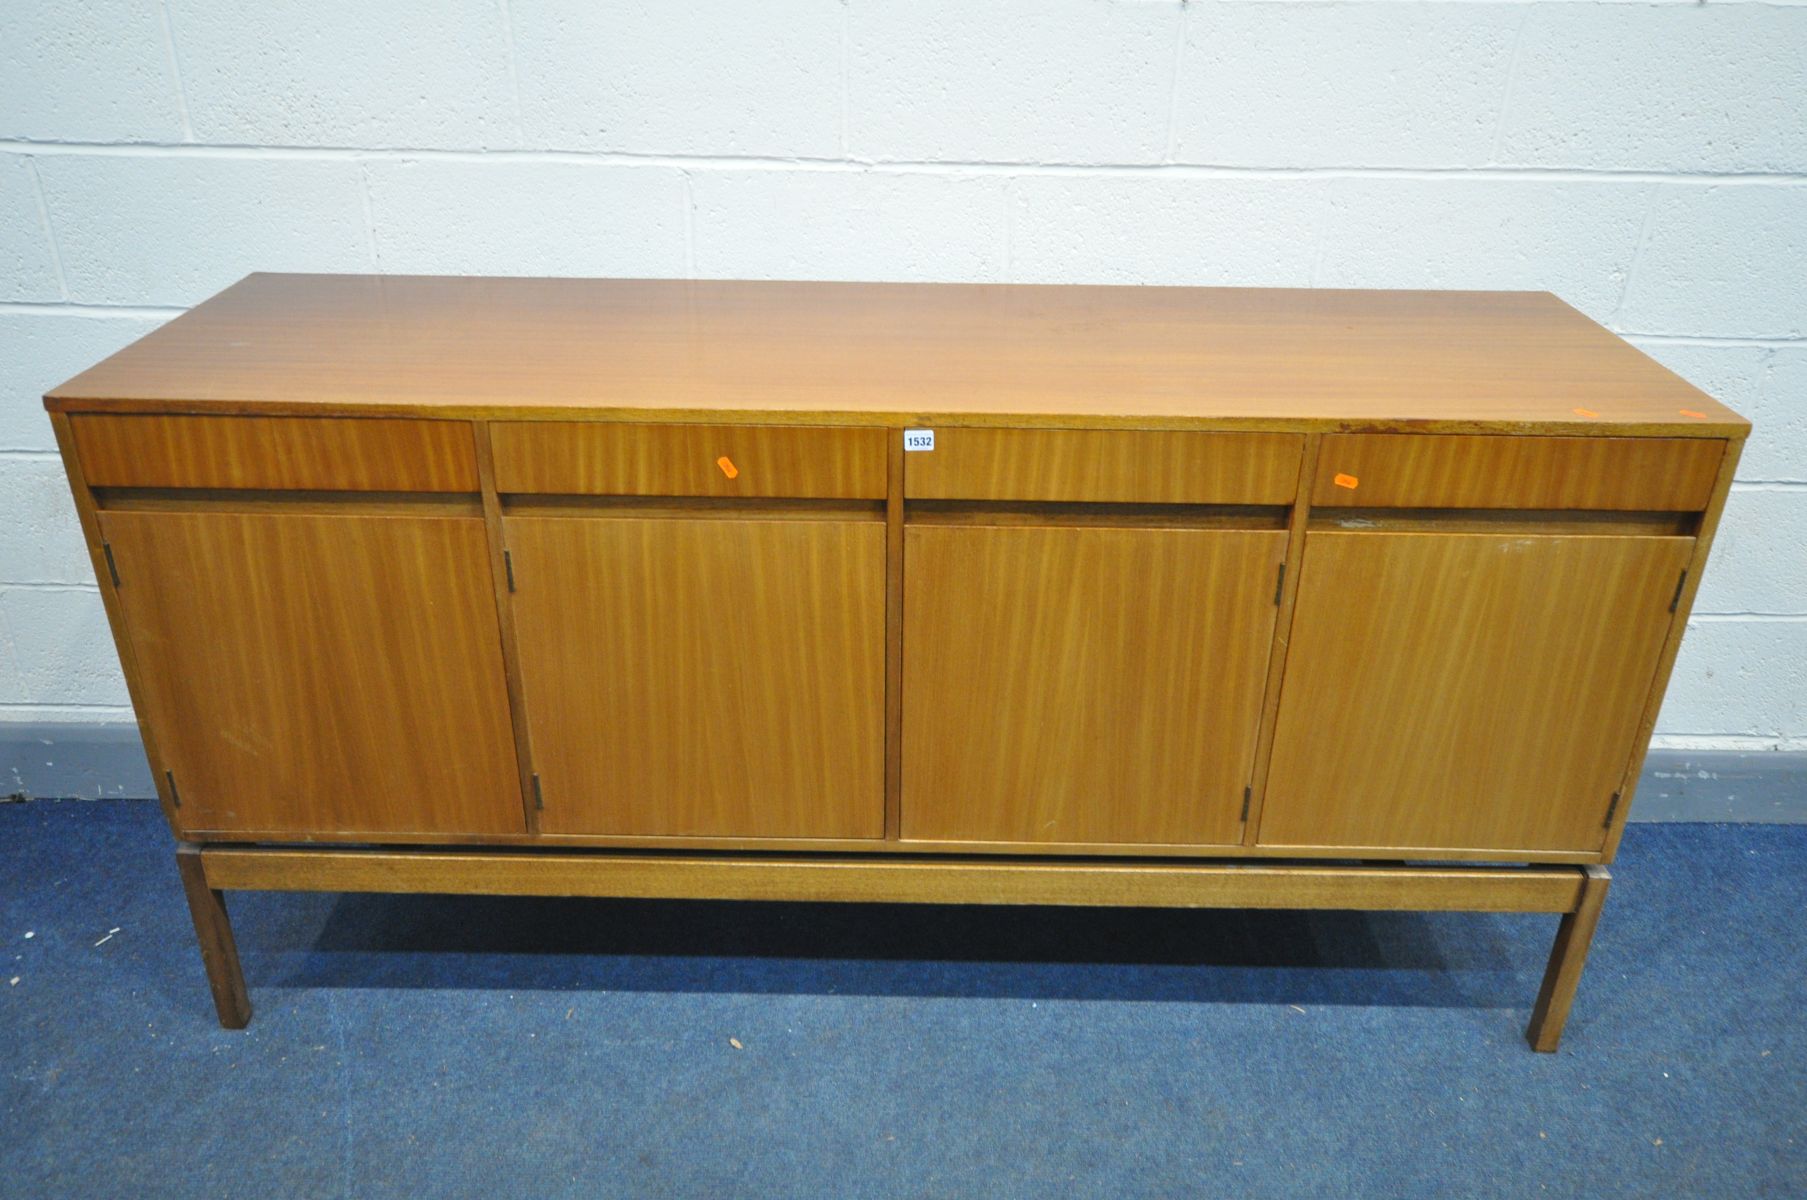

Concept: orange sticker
[[716, 455, 739, 479], [1572, 408, 1599, 419], [1333, 472, 1359, 490], [1679, 409, 1708, 420]]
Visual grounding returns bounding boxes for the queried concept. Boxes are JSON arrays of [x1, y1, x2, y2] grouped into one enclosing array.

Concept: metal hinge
[[1240, 785, 1252, 822], [504, 549, 517, 593], [531, 772, 543, 811], [102, 541, 121, 588], [1273, 562, 1286, 606], [1602, 791, 1621, 829], [165, 769, 182, 809], [1668, 568, 1689, 613]]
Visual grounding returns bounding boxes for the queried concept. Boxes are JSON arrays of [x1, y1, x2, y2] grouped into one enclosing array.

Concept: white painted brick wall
[[0, 2, 186, 143], [1315, 179, 1651, 320], [1617, 185, 1807, 338], [1497, 5, 1807, 172], [1173, 4, 1523, 168], [693, 171, 1011, 281], [1, 0, 1802, 749], [513, 0, 845, 157], [0, 314, 167, 452], [0, 158, 60, 302], [0, 587, 131, 711], [171, 0, 517, 150], [35, 155, 373, 305], [849, 0, 1176, 164], [366, 160, 688, 277], [1009, 176, 1324, 286]]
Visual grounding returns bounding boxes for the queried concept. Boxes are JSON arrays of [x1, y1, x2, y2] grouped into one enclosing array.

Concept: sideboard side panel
[[1602, 436, 1745, 860]]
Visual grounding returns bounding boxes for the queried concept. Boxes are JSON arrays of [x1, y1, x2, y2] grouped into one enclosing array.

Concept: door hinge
[[101, 541, 121, 588], [531, 772, 543, 810], [1602, 791, 1621, 829], [1668, 568, 1689, 613], [1240, 785, 1252, 822], [1273, 562, 1286, 606], [165, 769, 181, 809], [503, 549, 517, 593]]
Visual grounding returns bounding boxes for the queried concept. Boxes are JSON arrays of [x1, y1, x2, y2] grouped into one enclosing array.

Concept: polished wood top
[[46, 273, 1744, 436]]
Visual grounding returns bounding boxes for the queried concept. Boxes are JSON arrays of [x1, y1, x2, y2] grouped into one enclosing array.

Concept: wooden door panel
[[100, 510, 523, 837], [902, 524, 1288, 846], [1260, 531, 1695, 855], [506, 516, 886, 838]]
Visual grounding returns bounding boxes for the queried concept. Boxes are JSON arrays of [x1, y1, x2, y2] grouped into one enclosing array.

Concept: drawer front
[[491, 422, 888, 499], [903, 428, 1304, 504], [70, 414, 479, 492], [1312, 434, 1725, 511]]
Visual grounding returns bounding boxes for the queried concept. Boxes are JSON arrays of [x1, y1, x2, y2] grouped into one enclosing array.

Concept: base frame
[[179, 843, 1610, 1051]]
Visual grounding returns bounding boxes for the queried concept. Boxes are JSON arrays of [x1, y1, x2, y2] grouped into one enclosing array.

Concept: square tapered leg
[[1526, 865, 1610, 1052], [175, 844, 251, 1029]]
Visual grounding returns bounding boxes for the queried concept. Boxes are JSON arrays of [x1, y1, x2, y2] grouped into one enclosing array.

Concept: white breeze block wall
[[1, 0, 1804, 751]]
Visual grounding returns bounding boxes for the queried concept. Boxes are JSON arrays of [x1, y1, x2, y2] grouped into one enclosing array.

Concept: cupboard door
[[506, 516, 886, 838], [1260, 531, 1694, 856], [100, 511, 524, 837], [902, 525, 1288, 846]]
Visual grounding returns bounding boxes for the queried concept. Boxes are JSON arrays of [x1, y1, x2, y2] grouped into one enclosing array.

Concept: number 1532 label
[[903, 429, 935, 452]]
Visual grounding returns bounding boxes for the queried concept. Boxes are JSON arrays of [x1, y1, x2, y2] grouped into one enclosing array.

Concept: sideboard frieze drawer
[[69, 413, 481, 493], [1311, 433, 1725, 512], [903, 427, 1303, 505], [490, 422, 888, 499]]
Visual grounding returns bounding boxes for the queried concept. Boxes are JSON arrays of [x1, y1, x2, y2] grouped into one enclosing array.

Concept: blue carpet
[[1, 800, 1802, 1198]]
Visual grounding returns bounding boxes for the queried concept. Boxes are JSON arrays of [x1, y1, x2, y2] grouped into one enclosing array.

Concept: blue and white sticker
[[903, 429, 935, 452]]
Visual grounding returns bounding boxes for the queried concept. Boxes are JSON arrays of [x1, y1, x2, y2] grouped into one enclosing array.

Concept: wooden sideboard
[[46, 275, 1748, 1050]]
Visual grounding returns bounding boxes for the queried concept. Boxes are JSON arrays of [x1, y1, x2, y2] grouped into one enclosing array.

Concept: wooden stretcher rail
[[198, 846, 1587, 913]]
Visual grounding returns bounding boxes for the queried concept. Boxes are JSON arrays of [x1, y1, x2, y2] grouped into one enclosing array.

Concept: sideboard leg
[[175, 844, 252, 1029], [1525, 865, 1610, 1053]]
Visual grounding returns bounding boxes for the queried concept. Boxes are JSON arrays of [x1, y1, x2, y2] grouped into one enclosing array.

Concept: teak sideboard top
[[48, 273, 1745, 437]]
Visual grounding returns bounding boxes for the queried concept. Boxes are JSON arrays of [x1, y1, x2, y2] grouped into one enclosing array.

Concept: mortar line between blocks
[[839, 0, 851, 158], [1488, 6, 1534, 165], [1162, 2, 1187, 164], [496, 0, 526, 143], [3, 141, 1806, 186], [0, 302, 187, 319], [682, 171, 697, 278], [356, 160, 381, 269], [1612, 189, 1661, 326], [156, 1, 195, 142], [23, 159, 68, 300]]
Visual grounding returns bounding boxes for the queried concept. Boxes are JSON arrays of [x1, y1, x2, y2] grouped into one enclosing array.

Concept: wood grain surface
[[902, 427, 1303, 503], [491, 421, 887, 498], [1311, 434, 1725, 510], [201, 846, 1587, 913], [902, 523, 1287, 846], [70, 413, 480, 491], [47, 274, 1744, 436], [1259, 530, 1695, 855], [504, 514, 887, 839], [99, 510, 524, 837]]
